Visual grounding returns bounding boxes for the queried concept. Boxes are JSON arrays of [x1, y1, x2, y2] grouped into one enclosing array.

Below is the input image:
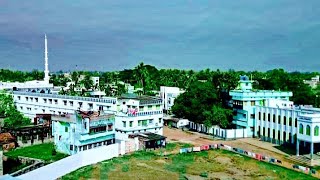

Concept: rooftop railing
[[13, 91, 117, 104], [140, 100, 162, 105]]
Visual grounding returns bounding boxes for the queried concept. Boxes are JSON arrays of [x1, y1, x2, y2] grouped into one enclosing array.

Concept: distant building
[[229, 75, 293, 137], [0, 35, 53, 91], [160, 86, 185, 113], [303, 75, 319, 89], [91, 77, 100, 87], [52, 111, 115, 155]]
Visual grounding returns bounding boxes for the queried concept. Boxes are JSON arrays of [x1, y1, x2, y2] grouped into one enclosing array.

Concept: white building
[[255, 98, 320, 145], [12, 91, 117, 118], [115, 94, 163, 140], [12, 91, 164, 141], [296, 114, 320, 159], [160, 86, 185, 113], [0, 34, 53, 90], [91, 77, 100, 87], [303, 75, 320, 89]]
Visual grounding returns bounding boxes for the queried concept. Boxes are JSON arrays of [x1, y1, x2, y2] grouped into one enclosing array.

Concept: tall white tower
[[44, 34, 50, 83]]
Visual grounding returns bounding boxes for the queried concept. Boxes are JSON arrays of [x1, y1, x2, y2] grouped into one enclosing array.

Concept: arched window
[[306, 125, 311, 136], [284, 116, 287, 125], [299, 124, 304, 134], [289, 117, 292, 126], [259, 112, 261, 120], [315, 126, 319, 136]]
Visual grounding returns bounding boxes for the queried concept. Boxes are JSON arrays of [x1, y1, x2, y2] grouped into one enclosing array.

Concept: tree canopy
[[0, 91, 30, 129]]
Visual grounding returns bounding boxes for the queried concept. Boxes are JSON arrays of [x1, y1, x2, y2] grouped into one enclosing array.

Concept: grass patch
[[62, 149, 317, 180], [4, 143, 68, 163]]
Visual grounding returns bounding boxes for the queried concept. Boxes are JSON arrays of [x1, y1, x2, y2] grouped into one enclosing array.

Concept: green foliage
[[121, 164, 129, 172], [203, 105, 233, 128], [172, 81, 232, 126], [5, 143, 68, 163], [0, 91, 30, 128]]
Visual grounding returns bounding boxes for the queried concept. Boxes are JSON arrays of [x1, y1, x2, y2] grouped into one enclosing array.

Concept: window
[[273, 114, 276, 123], [289, 117, 292, 126], [258, 112, 261, 120], [43, 98, 47, 103], [70, 101, 74, 106], [123, 121, 126, 127], [129, 121, 133, 127], [139, 106, 144, 111], [263, 113, 265, 121], [20, 106, 23, 110], [315, 126, 319, 136], [250, 114, 255, 119], [30, 97, 33, 102], [25, 97, 29, 101], [299, 124, 304, 134], [65, 127, 68, 132], [148, 105, 153, 110], [49, 99, 52, 104], [306, 125, 311, 136], [108, 124, 113, 131], [159, 118, 162, 123], [295, 118, 297, 127], [90, 125, 107, 134], [18, 96, 21, 100], [156, 105, 161, 110], [242, 114, 246, 118], [149, 119, 153, 124], [63, 100, 67, 106], [70, 145, 73, 151], [251, 101, 255, 106], [88, 103, 93, 109], [35, 98, 38, 102], [284, 117, 287, 126], [54, 99, 58, 104]]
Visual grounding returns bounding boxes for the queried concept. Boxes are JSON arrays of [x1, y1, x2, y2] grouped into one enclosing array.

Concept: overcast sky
[[0, 0, 320, 72]]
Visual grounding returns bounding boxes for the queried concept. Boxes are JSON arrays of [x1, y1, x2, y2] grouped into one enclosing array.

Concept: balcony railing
[[13, 91, 117, 104], [118, 110, 163, 117], [140, 100, 162, 105]]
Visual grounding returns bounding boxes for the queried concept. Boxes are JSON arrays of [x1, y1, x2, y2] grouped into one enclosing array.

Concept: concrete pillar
[[275, 110, 279, 143], [296, 139, 299, 156], [279, 110, 283, 143], [311, 142, 314, 160], [270, 110, 274, 141]]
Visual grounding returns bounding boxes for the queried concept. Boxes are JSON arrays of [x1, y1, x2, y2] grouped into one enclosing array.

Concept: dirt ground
[[164, 126, 320, 178]]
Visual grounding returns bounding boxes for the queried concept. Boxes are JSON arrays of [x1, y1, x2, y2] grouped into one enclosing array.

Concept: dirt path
[[164, 127, 320, 179]]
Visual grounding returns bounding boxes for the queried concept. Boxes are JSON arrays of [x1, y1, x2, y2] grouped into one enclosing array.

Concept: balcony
[[117, 110, 163, 117], [79, 130, 114, 141], [140, 100, 162, 105]]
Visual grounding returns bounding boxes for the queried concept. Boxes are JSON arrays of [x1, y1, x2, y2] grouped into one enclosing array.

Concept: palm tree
[[134, 62, 149, 94]]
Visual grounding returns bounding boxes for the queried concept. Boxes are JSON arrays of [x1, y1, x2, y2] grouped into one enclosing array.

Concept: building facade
[[255, 98, 320, 145], [12, 91, 164, 142], [52, 111, 115, 155], [160, 86, 185, 113], [12, 91, 117, 118], [229, 75, 292, 137], [115, 94, 163, 140]]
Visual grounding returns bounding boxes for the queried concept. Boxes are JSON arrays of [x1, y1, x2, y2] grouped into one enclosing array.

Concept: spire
[[44, 34, 50, 83]]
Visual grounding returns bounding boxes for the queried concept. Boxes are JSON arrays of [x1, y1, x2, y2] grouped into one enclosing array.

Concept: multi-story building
[[12, 91, 117, 118], [229, 75, 292, 137], [160, 86, 185, 113], [52, 111, 115, 155], [255, 99, 320, 145], [11, 91, 164, 142], [115, 93, 163, 140]]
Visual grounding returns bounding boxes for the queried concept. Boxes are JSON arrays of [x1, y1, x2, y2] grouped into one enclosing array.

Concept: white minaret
[[44, 34, 50, 83]]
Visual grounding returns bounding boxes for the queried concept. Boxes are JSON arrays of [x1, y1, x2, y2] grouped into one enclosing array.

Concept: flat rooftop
[[118, 93, 161, 101], [52, 111, 114, 123]]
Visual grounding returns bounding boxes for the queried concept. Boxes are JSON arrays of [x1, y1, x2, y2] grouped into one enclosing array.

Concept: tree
[[0, 91, 30, 129], [203, 105, 232, 128], [172, 81, 220, 124]]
